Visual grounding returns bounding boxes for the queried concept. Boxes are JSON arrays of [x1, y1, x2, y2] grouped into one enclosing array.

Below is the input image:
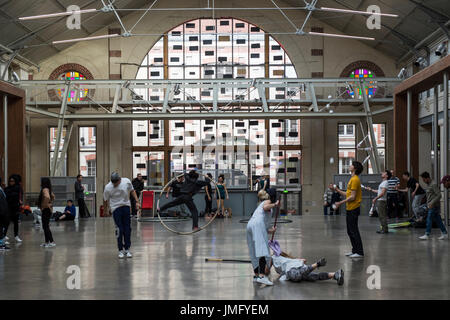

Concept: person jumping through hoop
[[157, 170, 210, 231]]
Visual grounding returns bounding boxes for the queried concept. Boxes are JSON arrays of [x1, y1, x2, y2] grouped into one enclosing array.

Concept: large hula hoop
[[156, 172, 222, 235]]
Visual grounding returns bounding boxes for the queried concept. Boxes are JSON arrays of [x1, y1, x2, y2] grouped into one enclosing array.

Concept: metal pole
[[407, 90, 412, 217], [407, 90, 412, 175], [50, 82, 70, 176], [3, 94, 7, 181], [359, 79, 381, 173], [433, 86, 439, 181], [443, 71, 449, 226]]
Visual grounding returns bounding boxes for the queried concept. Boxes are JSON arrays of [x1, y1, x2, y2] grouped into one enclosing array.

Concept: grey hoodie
[[424, 181, 441, 208]]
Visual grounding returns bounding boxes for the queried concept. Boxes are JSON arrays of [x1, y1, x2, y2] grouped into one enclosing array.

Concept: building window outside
[[368, 124, 386, 174], [338, 124, 356, 174], [79, 127, 97, 188]]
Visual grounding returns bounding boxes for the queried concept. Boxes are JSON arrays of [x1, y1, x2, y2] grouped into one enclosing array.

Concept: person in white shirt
[[367, 170, 390, 234], [103, 172, 140, 259]]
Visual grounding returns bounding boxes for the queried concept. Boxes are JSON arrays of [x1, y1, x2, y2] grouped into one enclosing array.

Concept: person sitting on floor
[[55, 200, 76, 221], [271, 254, 344, 286]]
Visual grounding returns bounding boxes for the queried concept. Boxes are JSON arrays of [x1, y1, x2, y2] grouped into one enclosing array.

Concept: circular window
[[340, 61, 384, 99], [48, 63, 94, 102]]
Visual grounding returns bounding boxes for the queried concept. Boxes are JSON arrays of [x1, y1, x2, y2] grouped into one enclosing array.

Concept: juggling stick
[[205, 257, 252, 263]]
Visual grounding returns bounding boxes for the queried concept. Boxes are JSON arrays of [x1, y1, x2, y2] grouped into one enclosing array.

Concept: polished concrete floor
[[0, 214, 449, 300]]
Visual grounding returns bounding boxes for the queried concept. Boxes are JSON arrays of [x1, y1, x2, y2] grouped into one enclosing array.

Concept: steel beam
[[444, 71, 449, 226], [257, 85, 269, 112], [308, 83, 319, 112], [50, 82, 70, 176], [111, 84, 121, 113], [55, 121, 73, 176], [407, 90, 412, 175], [359, 79, 381, 173], [433, 86, 439, 181], [3, 94, 7, 180], [162, 84, 171, 113]]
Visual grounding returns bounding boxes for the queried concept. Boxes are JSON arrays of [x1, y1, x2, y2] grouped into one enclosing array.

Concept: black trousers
[[205, 195, 212, 214], [387, 194, 399, 219], [160, 194, 199, 228], [4, 211, 19, 237], [77, 198, 90, 218], [346, 207, 364, 256], [130, 197, 137, 216], [41, 208, 54, 243], [0, 213, 8, 239]]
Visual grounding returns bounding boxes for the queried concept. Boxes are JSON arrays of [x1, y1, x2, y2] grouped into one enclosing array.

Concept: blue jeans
[[425, 207, 448, 235], [113, 206, 132, 251]]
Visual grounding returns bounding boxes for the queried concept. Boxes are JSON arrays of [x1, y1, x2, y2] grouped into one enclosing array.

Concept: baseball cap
[[440, 175, 450, 184], [111, 172, 121, 183]]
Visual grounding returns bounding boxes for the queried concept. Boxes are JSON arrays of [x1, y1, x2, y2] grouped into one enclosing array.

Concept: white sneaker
[[438, 233, 448, 240], [118, 251, 125, 259], [349, 253, 364, 258], [47, 242, 56, 247], [125, 251, 133, 258], [256, 276, 273, 286], [4, 240, 9, 245], [15, 236, 22, 243], [40, 243, 47, 247], [345, 252, 353, 256], [5, 236, 9, 241], [419, 234, 429, 240], [279, 275, 287, 281]]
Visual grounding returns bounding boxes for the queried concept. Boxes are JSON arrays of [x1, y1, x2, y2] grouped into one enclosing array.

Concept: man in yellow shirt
[[334, 161, 364, 258]]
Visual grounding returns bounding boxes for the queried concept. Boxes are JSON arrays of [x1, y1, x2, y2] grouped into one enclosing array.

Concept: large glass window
[[79, 127, 96, 177], [338, 124, 356, 174], [132, 18, 301, 189], [49, 127, 67, 175]]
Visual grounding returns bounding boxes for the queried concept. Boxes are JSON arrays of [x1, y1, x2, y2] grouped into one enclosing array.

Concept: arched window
[[133, 18, 301, 199], [340, 61, 385, 99], [48, 63, 94, 102]]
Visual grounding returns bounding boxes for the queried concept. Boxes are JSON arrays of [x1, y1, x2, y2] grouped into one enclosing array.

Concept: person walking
[[75, 174, 90, 218], [4, 174, 23, 243], [334, 161, 364, 258], [103, 172, 140, 258], [387, 170, 400, 219], [38, 178, 56, 248], [418, 172, 448, 240], [367, 170, 390, 234], [398, 172, 426, 220], [0, 178, 10, 251], [131, 173, 144, 216]]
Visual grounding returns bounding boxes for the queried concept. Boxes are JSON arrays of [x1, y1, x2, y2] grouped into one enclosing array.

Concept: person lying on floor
[[271, 255, 344, 286]]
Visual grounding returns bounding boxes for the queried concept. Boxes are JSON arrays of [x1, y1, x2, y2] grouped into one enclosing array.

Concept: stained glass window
[[347, 68, 377, 99], [58, 71, 88, 102]]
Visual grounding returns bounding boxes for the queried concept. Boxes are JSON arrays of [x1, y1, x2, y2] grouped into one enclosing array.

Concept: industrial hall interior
[[0, 0, 450, 301]]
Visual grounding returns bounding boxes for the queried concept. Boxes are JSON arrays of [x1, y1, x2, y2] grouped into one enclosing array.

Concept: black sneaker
[[316, 257, 327, 267], [335, 269, 344, 286]]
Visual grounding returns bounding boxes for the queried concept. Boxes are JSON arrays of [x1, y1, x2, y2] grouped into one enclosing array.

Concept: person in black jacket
[[75, 174, 90, 218], [131, 173, 144, 216], [4, 174, 23, 243], [158, 170, 208, 231], [0, 177, 10, 250]]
